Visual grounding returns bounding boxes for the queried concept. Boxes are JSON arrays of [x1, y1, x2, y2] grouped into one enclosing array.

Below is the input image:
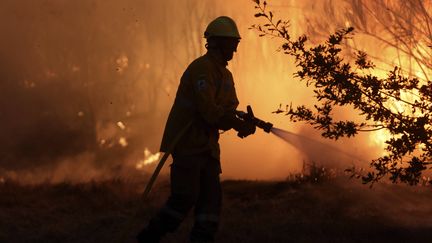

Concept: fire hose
[[143, 105, 272, 200], [143, 105, 272, 199], [119, 119, 193, 242], [120, 106, 273, 241]]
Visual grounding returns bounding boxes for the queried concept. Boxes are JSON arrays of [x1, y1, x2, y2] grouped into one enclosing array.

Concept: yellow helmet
[[204, 16, 241, 39]]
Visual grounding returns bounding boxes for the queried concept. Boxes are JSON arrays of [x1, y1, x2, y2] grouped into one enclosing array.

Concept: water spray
[[271, 127, 366, 162], [238, 105, 364, 162], [121, 105, 363, 241]]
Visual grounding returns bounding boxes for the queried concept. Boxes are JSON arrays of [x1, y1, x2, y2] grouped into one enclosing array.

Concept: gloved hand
[[217, 112, 238, 131], [236, 119, 256, 138], [216, 111, 256, 138]]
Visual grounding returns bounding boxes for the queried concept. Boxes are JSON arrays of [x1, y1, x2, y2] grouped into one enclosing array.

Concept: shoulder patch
[[196, 79, 207, 91]]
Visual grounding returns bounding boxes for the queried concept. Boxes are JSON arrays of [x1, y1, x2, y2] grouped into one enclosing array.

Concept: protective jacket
[[160, 50, 239, 160]]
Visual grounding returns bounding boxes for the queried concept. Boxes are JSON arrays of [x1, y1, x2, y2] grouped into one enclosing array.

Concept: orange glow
[[118, 137, 128, 147], [368, 129, 390, 150], [136, 148, 161, 169], [364, 55, 427, 150], [3, 0, 431, 182], [116, 121, 126, 130]]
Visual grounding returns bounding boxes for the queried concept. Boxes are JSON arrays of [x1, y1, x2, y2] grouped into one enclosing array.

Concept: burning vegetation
[[1, 0, 432, 241], [1, 0, 397, 182], [252, 0, 432, 186]]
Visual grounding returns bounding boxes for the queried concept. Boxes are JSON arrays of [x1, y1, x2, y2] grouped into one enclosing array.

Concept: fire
[[367, 58, 427, 149], [368, 93, 414, 149], [118, 137, 128, 147], [117, 121, 126, 130], [369, 129, 391, 150], [136, 148, 161, 169]]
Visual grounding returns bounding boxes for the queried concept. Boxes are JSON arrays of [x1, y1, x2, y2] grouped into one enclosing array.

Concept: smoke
[[0, 0, 186, 182], [0, 0, 399, 183], [1, 153, 106, 184]]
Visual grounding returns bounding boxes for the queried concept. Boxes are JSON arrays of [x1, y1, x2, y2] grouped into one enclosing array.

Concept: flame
[[369, 96, 427, 155], [118, 137, 128, 147], [117, 121, 126, 130], [136, 148, 161, 169], [367, 59, 426, 148], [368, 91, 418, 149], [369, 129, 391, 150]]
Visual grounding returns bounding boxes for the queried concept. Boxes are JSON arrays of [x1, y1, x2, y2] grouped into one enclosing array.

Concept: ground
[[1, 175, 431, 243]]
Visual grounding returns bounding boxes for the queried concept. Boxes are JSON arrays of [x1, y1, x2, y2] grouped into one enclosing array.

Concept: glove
[[236, 119, 256, 138], [216, 112, 256, 138], [217, 112, 242, 131]]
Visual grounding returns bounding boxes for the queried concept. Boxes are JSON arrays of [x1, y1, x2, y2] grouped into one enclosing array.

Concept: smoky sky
[[0, 0, 392, 183], [0, 0, 195, 176]]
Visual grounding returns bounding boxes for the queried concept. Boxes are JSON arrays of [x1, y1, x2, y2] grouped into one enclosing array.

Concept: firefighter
[[137, 16, 255, 243]]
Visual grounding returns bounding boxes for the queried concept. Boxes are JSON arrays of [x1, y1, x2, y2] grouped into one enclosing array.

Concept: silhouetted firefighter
[[136, 16, 257, 243]]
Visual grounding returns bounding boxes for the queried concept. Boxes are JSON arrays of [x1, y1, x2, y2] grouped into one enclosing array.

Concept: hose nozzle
[[237, 105, 273, 133]]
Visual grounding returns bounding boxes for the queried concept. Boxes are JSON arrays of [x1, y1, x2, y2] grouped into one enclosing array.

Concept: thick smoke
[[0, 0, 193, 182], [0, 0, 391, 183]]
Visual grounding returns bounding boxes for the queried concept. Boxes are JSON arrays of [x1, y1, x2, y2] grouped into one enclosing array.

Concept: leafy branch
[[252, 0, 432, 185]]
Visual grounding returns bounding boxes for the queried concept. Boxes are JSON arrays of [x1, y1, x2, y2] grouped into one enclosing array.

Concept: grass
[[0, 173, 431, 243]]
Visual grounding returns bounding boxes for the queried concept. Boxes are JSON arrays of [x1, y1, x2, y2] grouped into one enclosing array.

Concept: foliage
[[251, 0, 432, 185]]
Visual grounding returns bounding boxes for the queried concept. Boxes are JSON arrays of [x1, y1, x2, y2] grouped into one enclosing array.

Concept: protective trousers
[[145, 153, 222, 242]]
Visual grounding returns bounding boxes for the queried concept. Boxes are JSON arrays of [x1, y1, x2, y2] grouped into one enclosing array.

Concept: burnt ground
[[0, 176, 431, 243]]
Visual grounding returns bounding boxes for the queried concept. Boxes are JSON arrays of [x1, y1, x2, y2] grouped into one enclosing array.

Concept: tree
[[251, 0, 432, 185], [303, 0, 432, 81]]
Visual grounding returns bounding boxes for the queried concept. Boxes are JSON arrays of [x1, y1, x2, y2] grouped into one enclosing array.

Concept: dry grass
[[0, 174, 431, 243]]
